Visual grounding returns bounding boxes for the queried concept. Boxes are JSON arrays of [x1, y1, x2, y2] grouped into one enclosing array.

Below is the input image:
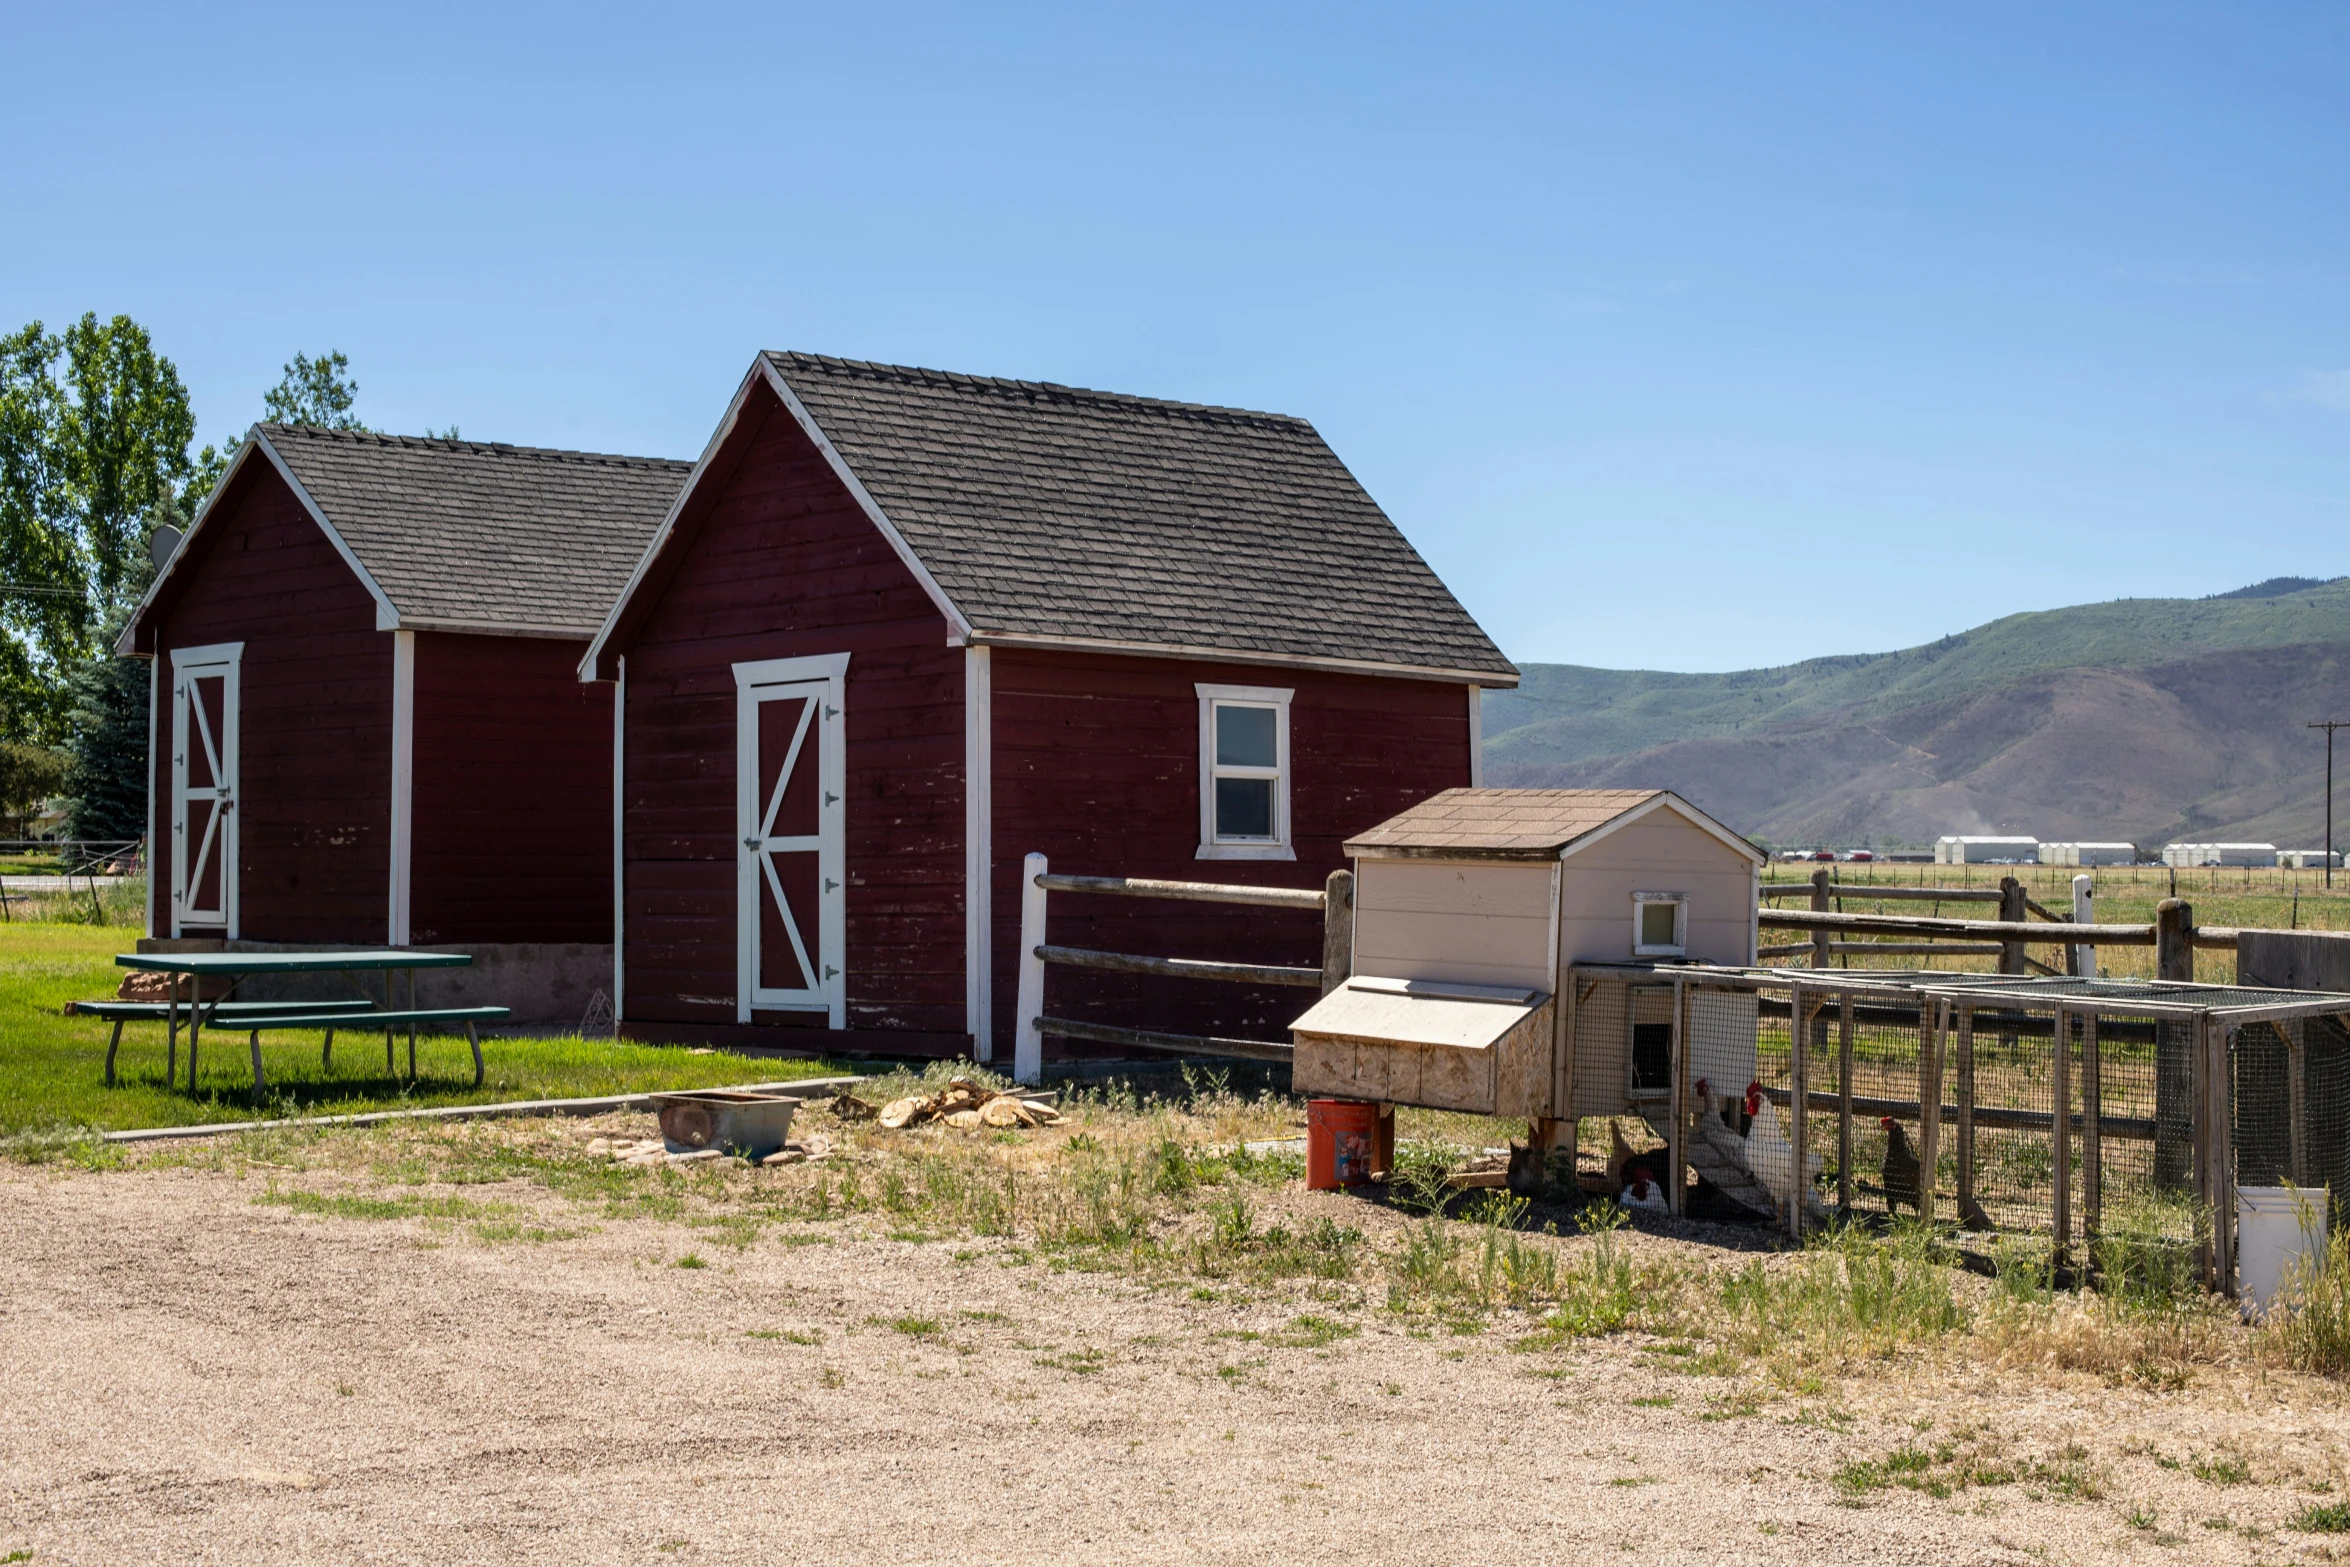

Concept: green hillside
[[1485, 577, 2350, 771]]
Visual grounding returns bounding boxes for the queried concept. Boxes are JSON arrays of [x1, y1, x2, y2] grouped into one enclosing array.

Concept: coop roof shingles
[[764, 352, 1517, 680], [1344, 788, 1669, 859], [261, 424, 691, 635]]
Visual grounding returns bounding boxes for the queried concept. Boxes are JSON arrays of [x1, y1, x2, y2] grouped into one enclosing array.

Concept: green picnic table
[[110, 950, 507, 1097]]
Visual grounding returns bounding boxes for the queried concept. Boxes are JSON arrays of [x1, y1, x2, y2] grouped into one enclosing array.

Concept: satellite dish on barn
[[148, 525, 182, 571]]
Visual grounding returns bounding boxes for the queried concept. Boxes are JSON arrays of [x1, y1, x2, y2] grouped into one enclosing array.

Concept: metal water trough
[[650, 1090, 799, 1158]]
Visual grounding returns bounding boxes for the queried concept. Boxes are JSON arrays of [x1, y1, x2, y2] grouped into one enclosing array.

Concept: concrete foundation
[[133, 939, 615, 1028]]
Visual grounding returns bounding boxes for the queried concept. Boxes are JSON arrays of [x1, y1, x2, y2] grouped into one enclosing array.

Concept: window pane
[[1215, 704, 1278, 768], [1640, 901, 1679, 947], [1215, 776, 1274, 839]]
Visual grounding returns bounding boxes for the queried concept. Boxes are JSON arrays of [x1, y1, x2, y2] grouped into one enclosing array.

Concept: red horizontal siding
[[409, 631, 612, 944], [149, 460, 392, 941], [987, 648, 1472, 1053], [618, 380, 966, 1035]]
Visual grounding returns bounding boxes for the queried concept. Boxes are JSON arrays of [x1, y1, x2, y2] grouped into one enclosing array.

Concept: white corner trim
[[144, 656, 159, 938], [964, 645, 993, 1059], [1467, 684, 1483, 787], [758, 359, 974, 642], [388, 629, 415, 946], [579, 360, 765, 683], [613, 655, 626, 1022], [1195, 682, 1293, 861], [250, 435, 405, 631], [1555, 790, 1767, 868]]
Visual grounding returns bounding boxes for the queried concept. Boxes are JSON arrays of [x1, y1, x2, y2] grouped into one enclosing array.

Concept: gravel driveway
[[3, 1122, 2347, 1565]]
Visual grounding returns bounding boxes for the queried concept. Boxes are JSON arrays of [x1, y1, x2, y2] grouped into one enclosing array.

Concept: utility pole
[[2314, 722, 2349, 889]]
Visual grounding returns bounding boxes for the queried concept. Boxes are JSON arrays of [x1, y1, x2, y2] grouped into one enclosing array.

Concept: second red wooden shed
[[585, 353, 1519, 1063], [119, 425, 689, 1019]]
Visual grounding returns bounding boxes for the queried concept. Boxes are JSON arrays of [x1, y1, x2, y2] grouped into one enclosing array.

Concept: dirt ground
[[5, 1114, 2350, 1566]]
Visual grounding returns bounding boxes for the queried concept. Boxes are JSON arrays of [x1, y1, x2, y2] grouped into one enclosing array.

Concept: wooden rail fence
[[1011, 855, 1336, 1083]]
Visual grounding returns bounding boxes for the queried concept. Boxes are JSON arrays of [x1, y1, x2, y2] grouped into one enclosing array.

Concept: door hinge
[[825, 705, 838, 719], [824, 792, 838, 806], [824, 878, 838, 892], [824, 965, 838, 980]]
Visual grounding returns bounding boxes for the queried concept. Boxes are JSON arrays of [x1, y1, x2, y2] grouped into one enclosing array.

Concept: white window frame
[[1195, 682, 1293, 861], [1631, 891, 1688, 957]]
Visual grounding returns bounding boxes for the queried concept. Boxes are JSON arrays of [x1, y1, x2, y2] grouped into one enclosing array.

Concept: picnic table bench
[[103, 950, 509, 1098]]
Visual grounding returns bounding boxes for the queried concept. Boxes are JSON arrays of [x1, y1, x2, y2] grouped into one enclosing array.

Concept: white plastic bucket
[[2236, 1186, 2329, 1316]]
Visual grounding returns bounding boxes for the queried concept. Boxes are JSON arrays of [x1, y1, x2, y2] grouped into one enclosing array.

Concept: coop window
[[1631, 892, 1687, 956], [1195, 684, 1293, 861]]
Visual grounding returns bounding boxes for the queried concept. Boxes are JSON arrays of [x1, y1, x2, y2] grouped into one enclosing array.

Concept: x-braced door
[[734, 654, 848, 1026], [171, 643, 243, 937]]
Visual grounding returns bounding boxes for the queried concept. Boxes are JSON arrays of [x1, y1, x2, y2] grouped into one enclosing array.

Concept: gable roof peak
[[761, 350, 1316, 435]]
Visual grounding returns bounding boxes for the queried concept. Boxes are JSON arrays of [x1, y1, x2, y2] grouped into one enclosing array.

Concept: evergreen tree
[[63, 601, 148, 841]]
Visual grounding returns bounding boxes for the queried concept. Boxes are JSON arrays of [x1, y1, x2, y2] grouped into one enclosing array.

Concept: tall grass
[[1717, 1221, 1965, 1362]]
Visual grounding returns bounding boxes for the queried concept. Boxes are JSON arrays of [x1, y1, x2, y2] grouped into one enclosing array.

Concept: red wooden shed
[[119, 425, 688, 1020], [584, 353, 1519, 1062]]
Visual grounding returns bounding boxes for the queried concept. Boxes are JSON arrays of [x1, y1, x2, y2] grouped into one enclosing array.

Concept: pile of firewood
[[876, 1078, 1064, 1131]]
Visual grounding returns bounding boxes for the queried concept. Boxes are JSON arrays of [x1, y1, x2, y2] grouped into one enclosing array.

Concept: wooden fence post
[[1669, 978, 1688, 1219], [1955, 1004, 1977, 1222], [1786, 981, 1806, 1238], [1013, 852, 1048, 1085], [1837, 992, 1855, 1213], [1998, 876, 2026, 975], [2071, 874, 2097, 979], [1810, 868, 1832, 970], [2082, 1009, 2102, 1251], [1920, 999, 1943, 1226], [2053, 1003, 2072, 1267], [1320, 869, 1354, 997], [2155, 898, 2194, 1190]]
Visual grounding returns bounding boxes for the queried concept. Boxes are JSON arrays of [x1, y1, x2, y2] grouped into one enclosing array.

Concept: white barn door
[[734, 654, 848, 1026], [170, 642, 243, 937]]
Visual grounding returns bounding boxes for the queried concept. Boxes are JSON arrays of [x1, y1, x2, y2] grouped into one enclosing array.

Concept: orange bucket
[[1307, 1099, 1394, 1190]]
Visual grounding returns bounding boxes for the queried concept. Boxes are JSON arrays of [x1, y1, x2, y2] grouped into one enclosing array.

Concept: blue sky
[[9, 3, 2347, 670]]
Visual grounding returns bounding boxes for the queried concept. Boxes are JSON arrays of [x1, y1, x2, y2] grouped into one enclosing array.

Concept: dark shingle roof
[[764, 353, 1516, 679], [259, 425, 691, 635]]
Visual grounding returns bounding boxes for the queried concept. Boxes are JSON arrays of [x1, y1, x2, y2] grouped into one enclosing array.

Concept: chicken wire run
[[1569, 964, 2350, 1294]]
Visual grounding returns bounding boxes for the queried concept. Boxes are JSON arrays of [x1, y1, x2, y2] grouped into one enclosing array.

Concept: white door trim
[[612, 655, 626, 1023], [169, 642, 244, 938], [733, 653, 849, 1026]]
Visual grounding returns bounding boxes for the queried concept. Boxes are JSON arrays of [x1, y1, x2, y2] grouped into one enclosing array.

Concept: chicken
[[1879, 1116, 1922, 1216], [1605, 1119, 1641, 1191], [1618, 1171, 1669, 1212], [1741, 1081, 1821, 1217], [1958, 1192, 1994, 1233]]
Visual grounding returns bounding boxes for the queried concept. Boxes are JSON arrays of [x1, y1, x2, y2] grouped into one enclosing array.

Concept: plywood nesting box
[[1291, 788, 1765, 1119]]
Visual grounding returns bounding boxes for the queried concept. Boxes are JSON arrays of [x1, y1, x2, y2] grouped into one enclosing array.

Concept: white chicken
[[1741, 1080, 1822, 1218]]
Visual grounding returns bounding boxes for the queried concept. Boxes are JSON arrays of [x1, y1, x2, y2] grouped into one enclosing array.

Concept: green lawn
[[0, 923, 841, 1136]]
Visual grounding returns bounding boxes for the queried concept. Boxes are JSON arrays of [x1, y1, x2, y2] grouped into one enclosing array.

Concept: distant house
[[2163, 843, 2278, 868], [2038, 842, 2137, 867], [583, 352, 1517, 1061], [1934, 835, 2039, 865], [120, 426, 688, 1017]]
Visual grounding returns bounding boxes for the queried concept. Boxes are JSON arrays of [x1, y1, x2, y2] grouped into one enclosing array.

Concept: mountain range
[[1482, 578, 2350, 849]]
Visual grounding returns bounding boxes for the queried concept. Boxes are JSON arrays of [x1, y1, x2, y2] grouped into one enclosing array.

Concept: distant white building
[[1935, 835, 2039, 864], [2038, 842, 2137, 867], [2281, 849, 2343, 870], [2162, 842, 2278, 868]]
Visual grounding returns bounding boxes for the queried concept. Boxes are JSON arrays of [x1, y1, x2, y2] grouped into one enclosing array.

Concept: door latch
[[743, 836, 762, 849]]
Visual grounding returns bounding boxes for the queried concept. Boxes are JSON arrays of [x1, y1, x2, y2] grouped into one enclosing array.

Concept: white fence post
[[1014, 852, 1048, 1084], [2072, 874, 2097, 979]]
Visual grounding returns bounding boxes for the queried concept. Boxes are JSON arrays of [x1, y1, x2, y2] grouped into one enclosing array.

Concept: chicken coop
[[1596, 965, 2350, 1296], [1291, 786, 1762, 1126]]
